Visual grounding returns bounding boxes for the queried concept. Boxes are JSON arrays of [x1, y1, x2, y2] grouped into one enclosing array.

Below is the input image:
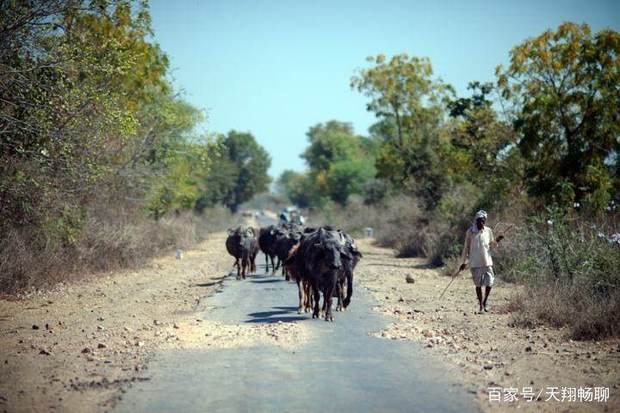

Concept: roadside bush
[[0, 205, 234, 295], [500, 210, 620, 339]]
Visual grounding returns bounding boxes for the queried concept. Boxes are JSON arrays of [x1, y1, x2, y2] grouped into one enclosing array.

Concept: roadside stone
[[39, 348, 51, 355], [97, 343, 107, 349], [32, 325, 39, 330], [422, 329, 435, 338], [525, 346, 533, 352], [136, 341, 145, 347], [405, 275, 415, 284], [81, 347, 91, 354]]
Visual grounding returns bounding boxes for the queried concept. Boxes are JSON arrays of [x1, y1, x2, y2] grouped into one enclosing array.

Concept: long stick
[[438, 267, 464, 299]]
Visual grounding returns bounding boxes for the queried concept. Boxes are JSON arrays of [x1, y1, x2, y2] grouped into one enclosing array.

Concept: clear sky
[[149, 0, 619, 180]]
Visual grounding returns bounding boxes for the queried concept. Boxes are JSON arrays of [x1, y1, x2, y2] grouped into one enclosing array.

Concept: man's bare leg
[[483, 286, 492, 312], [475, 287, 483, 313]]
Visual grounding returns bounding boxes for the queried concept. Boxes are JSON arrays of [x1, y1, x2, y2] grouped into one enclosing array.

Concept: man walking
[[460, 210, 503, 313]]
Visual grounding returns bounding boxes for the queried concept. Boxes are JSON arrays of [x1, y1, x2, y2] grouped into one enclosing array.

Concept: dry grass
[[0, 205, 234, 294], [311, 195, 464, 265], [494, 211, 620, 340], [313, 194, 620, 340]]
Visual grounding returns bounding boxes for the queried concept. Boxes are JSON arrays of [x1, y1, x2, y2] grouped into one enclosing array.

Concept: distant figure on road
[[459, 210, 504, 313]]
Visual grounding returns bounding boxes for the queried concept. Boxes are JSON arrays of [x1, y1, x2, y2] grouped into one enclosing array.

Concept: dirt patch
[[0, 232, 234, 413], [165, 319, 310, 351], [355, 238, 620, 413]]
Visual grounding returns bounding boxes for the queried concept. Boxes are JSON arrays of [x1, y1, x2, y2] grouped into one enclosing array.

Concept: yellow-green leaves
[[496, 22, 619, 212]]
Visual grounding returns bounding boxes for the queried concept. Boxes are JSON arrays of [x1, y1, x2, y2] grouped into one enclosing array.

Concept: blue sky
[[149, 0, 619, 179]]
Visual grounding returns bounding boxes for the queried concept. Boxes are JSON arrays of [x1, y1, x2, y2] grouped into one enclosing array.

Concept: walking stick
[[438, 265, 465, 299]]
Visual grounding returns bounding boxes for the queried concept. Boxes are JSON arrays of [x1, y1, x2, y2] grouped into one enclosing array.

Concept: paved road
[[114, 248, 480, 412]]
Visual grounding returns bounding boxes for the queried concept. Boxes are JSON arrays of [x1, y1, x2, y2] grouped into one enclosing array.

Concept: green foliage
[[301, 121, 363, 171], [0, 1, 270, 292], [351, 54, 451, 147], [283, 121, 376, 207], [325, 158, 376, 205], [210, 131, 272, 212], [496, 22, 620, 212], [351, 54, 457, 208], [497, 209, 620, 339]]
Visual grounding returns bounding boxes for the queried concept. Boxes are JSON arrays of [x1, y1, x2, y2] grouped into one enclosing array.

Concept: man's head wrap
[[475, 210, 488, 220]]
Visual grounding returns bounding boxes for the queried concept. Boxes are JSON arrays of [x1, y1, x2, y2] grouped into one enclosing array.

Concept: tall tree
[[300, 121, 376, 205], [219, 131, 271, 212], [497, 22, 620, 211], [352, 54, 453, 208], [351, 54, 451, 149]]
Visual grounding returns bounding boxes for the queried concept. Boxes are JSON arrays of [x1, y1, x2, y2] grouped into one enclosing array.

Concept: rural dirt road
[[1, 218, 618, 413]]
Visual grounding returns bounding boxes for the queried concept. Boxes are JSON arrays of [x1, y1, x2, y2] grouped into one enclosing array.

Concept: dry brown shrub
[[0, 206, 234, 295]]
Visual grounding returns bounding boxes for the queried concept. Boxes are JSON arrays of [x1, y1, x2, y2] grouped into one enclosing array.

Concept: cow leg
[[336, 281, 342, 312], [323, 272, 337, 322], [251, 253, 257, 273], [304, 281, 312, 313], [296, 279, 304, 314], [264, 253, 269, 272], [337, 278, 346, 311], [311, 283, 320, 319], [236, 258, 241, 279]]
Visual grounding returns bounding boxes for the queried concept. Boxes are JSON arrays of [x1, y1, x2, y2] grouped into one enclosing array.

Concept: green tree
[[496, 22, 620, 211], [218, 131, 271, 212], [326, 158, 377, 205], [351, 54, 454, 208], [277, 170, 317, 208], [301, 121, 362, 172], [299, 121, 377, 205], [0, 0, 208, 242], [351, 54, 451, 149]]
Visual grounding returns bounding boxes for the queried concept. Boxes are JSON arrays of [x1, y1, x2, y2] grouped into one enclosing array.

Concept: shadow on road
[[272, 306, 298, 312], [245, 315, 307, 323], [250, 279, 283, 284], [192, 274, 231, 288], [245, 307, 307, 324]]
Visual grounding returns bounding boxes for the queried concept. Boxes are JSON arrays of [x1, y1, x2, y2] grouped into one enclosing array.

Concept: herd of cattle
[[225, 224, 362, 321]]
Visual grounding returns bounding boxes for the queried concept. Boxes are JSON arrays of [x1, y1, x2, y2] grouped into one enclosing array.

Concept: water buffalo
[[283, 244, 313, 314], [258, 225, 281, 272], [295, 227, 347, 321], [274, 230, 302, 280], [226, 227, 258, 279], [336, 231, 362, 311], [241, 228, 259, 279]]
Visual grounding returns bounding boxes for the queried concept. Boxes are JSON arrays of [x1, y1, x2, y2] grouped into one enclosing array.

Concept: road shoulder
[[0, 232, 232, 413], [355, 238, 620, 413]]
